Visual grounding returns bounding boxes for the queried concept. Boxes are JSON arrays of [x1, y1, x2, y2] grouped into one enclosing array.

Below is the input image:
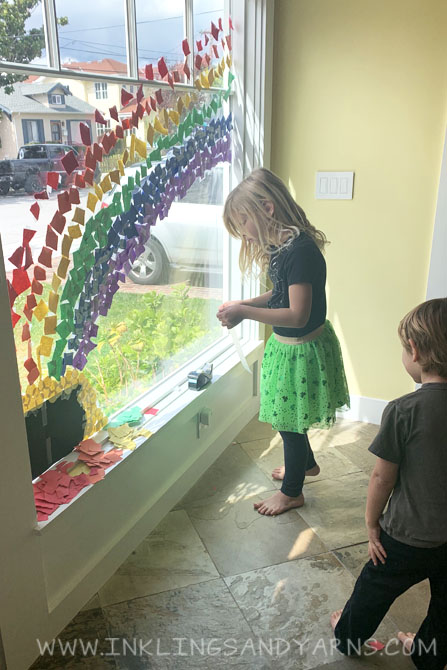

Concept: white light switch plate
[[315, 171, 354, 199]]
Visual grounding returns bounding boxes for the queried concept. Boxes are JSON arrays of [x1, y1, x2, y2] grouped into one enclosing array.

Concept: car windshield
[[20, 146, 46, 159]]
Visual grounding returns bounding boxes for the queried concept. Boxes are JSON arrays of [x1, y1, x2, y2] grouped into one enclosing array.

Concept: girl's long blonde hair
[[223, 167, 328, 275]]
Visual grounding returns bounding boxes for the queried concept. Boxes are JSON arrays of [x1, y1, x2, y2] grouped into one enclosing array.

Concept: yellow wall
[[271, 0, 447, 401]]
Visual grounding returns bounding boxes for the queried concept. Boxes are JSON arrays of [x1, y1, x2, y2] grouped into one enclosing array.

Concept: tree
[[0, 0, 67, 93]]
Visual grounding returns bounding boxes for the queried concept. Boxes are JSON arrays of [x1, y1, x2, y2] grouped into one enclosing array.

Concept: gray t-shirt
[[369, 383, 447, 548]]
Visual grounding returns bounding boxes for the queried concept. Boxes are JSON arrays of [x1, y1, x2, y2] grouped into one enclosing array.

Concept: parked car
[[111, 165, 224, 285], [0, 143, 84, 196]]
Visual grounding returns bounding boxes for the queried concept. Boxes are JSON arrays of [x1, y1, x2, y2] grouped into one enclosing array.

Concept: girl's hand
[[367, 525, 387, 566], [216, 304, 245, 329], [217, 300, 243, 312]]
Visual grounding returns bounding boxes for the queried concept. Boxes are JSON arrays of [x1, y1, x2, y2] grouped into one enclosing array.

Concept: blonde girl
[[217, 168, 349, 516]]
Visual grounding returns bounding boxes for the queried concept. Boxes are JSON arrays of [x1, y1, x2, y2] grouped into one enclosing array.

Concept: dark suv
[[0, 143, 84, 195]]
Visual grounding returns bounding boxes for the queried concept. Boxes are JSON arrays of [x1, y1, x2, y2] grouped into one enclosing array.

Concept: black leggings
[[279, 431, 317, 497]]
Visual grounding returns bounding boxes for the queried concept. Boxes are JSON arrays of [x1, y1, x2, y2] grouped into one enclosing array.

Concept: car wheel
[[0, 183, 9, 196], [24, 174, 41, 194], [127, 239, 167, 285]]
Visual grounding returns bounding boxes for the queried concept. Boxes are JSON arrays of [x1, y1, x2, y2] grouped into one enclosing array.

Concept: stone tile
[[296, 473, 370, 550], [235, 414, 276, 443], [30, 608, 116, 669], [81, 594, 101, 611], [103, 579, 270, 669], [318, 420, 379, 476], [225, 554, 399, 670], [99, 510, 219, 607], [241, 434, 361, 490], [333, 543, 431, 634], [176, 443, 274, 510], [188, 493, 327, 577]]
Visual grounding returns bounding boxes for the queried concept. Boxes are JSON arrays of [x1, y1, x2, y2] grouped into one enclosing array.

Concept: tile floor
[[30, 417, 429, 670]]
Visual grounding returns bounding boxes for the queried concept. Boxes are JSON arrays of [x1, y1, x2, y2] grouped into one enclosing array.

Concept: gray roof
[[0, 82, 95, 117]]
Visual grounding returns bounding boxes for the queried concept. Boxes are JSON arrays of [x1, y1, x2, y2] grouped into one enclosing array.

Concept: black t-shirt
[[369, 383, 447, 548], [267, 233, 327, 337]]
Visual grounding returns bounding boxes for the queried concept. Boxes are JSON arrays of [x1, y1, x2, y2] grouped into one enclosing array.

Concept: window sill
[[34, 335, 263, 533]]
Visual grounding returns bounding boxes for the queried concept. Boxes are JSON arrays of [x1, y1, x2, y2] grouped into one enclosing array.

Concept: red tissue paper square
[[61, 150, 79, 176], [57, 190, 71, 214], [46, 171, 59, 189], [94, 109, 107, 125], [121, 87, 134, 106], [50, 210, 66, 234], [182, 38, 190, 57], [79, 122, 91, 146], [109, 105, 119, 122], [157, 57, 168, 79], [145, 64, 154, 80]]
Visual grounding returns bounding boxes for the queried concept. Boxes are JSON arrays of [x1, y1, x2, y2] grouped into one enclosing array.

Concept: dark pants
[[279, 431, 317, 497], [335, 529, 447, 670]]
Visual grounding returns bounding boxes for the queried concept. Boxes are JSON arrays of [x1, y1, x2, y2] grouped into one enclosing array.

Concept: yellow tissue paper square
[[146, 123, 154, 146], [48, 291, 59, 314], [44, 315, 57, 335], [109, 170, 120, 185], [194, 78, 202, 91], [200, 72, 210, 89], [68, 224, 82, 239], [208, 68, 215, 87], [57, 256, 70, 279], [94, 183, 103, 201], [183, 93, 191, 108], [177, 97, 184, 115], [168, 110, 180, 126], [122, 149, 129, 165], [100, 174, 112, 193], [135, 138, 147, 159], [87, 192, 98, 212], [72, 207, 85, 225], [51, 275, 61, 292], [154, 117, 168, 135], [39, 335, 53, 357], [33, 300, 49, 322], [61, 234, 73, 257]]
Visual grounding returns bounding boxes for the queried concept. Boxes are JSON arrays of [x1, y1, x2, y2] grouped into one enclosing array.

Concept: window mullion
[[125, 0, 138, 79], [184, 0, 194, 83], [42, 0, 60, 70]]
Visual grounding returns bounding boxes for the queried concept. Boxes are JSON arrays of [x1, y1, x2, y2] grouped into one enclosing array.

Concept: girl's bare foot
[[253, 490, 304, 515], [271, 464, 320, 480], [330, 609, 343, 632], [398, 632, 415, 652]]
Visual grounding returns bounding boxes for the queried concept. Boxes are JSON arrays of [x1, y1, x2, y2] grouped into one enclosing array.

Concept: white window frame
[[49, 93, 62, 104], [95, 119, 111, 137], [0, 3, 274, 668], [94, 81, 108, 100]]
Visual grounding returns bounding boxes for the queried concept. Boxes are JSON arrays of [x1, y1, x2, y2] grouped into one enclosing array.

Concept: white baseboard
[[337, 395, 388, 425]]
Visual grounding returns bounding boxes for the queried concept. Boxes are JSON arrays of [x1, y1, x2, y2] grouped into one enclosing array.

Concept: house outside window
[[49, 93, 63, 104], [95, 81, 108, 99]]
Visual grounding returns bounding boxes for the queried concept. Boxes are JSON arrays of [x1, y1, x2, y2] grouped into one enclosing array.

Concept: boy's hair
[[223, 167, 328, 276], [398, 298, 447, 377]]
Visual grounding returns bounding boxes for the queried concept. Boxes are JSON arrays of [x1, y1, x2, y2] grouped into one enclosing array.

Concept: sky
[[23, 0, 224, 71]]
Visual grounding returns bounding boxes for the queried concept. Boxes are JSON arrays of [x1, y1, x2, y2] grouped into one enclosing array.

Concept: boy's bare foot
[[398, 632, 415, 652], [271, 464, 320, 480], [330, 609, 343, 632], [253, 491, 304, 515]]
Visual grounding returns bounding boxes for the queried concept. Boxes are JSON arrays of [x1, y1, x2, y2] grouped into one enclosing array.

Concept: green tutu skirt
[[259, 320, 350, 433]]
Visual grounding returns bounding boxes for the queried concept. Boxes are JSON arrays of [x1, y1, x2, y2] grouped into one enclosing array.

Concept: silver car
[[127, 166, 224, 285]]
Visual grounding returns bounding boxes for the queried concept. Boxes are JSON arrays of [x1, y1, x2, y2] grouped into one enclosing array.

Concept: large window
[[2, 59, 233, 424]]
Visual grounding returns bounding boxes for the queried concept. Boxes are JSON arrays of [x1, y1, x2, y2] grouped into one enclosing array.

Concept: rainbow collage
[[6, 18, 234, 437]]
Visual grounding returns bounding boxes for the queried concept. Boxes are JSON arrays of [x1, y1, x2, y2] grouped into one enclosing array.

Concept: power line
[[58, 7, 223, 35]]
